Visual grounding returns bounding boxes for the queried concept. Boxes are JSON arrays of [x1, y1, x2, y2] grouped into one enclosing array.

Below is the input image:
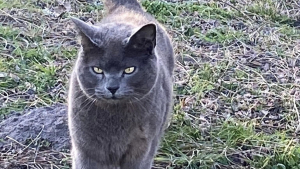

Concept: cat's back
[[102, 0, 152, 25]]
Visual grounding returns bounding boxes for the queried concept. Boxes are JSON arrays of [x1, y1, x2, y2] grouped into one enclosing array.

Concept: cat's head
[[71, 17, 158, 103]]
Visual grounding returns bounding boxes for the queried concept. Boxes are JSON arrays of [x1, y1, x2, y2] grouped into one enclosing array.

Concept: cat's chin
[[98, 97, 130, 105], [104, 96, 122, 101], [95, 95, 128, 102]]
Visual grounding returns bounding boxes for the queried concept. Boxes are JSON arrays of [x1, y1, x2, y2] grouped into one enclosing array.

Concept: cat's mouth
[[98, 94, 124, 101], [111, 95, 118, 100]]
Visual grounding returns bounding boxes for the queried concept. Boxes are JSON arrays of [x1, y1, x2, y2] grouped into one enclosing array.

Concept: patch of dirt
[[0, 104, 70, 168], [0, 104, 69, 151]]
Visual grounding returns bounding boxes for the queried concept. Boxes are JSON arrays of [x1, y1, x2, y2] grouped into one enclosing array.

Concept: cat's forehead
[[84, 23, 144, 65], [87, 46, 128, 68], [91, 24, 134, 60], [95, 23, 134, 42]]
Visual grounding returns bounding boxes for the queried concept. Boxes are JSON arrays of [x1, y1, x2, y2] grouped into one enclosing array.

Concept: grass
[[1, 0, 300, 168], [0, 24, 69, 114]]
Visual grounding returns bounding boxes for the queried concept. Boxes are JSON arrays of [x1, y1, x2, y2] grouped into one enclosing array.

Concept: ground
[[0, 0, 300, 168]]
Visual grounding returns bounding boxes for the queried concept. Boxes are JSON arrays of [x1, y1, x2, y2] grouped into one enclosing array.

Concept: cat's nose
[[106, 86, 119, 94]]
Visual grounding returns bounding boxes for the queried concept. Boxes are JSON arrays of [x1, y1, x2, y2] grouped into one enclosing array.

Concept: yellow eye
[[93, 67, 103, 74], [124, 67, 135, 74]]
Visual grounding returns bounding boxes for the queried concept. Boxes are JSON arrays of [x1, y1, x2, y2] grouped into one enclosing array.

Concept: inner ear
[[126, 23, 156, 53], [71, 17, 99, 51]]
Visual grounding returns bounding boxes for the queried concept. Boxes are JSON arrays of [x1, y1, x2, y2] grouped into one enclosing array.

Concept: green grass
[[1, 0, 300, 168], [0, 23, 73, 114]]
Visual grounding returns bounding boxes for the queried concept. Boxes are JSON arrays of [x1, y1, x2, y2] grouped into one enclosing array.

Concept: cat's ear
[[126, 23, 156, 53], [71, 17, 98, 50]]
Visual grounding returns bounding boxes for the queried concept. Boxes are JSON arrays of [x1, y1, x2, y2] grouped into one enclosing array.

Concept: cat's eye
[[124, 67, 135, 74], [93, 67, 103, 74]]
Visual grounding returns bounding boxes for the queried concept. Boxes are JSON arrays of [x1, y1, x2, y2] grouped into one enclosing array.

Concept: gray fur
[[68, 0, 174, 168]]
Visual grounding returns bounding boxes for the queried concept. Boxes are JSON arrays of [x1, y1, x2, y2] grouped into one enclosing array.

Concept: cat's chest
[[82, 106, 152, 145], [81, 104, 146, 132], [75, 99, 163, 140]]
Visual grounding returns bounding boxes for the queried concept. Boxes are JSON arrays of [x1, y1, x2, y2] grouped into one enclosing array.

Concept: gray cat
[[68, 0, 174, 168]]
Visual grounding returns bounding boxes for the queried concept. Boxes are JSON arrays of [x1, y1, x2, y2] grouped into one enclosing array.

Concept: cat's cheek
[[77, 72, 98, 94], [78, 74, 92, 85]]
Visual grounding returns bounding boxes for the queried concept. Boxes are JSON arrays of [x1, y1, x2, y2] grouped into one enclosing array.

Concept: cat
[[68, 0, 174, 168]]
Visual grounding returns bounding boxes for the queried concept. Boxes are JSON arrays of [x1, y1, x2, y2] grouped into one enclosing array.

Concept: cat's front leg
[[72, 154, 99, 169], [72, 153, 120, 169], [120, 148, 153, 169], [140, 138, 159, 169], [120, 156, 148, 169], [119, 143, 149, 169], [120, 137, 159, 169]]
